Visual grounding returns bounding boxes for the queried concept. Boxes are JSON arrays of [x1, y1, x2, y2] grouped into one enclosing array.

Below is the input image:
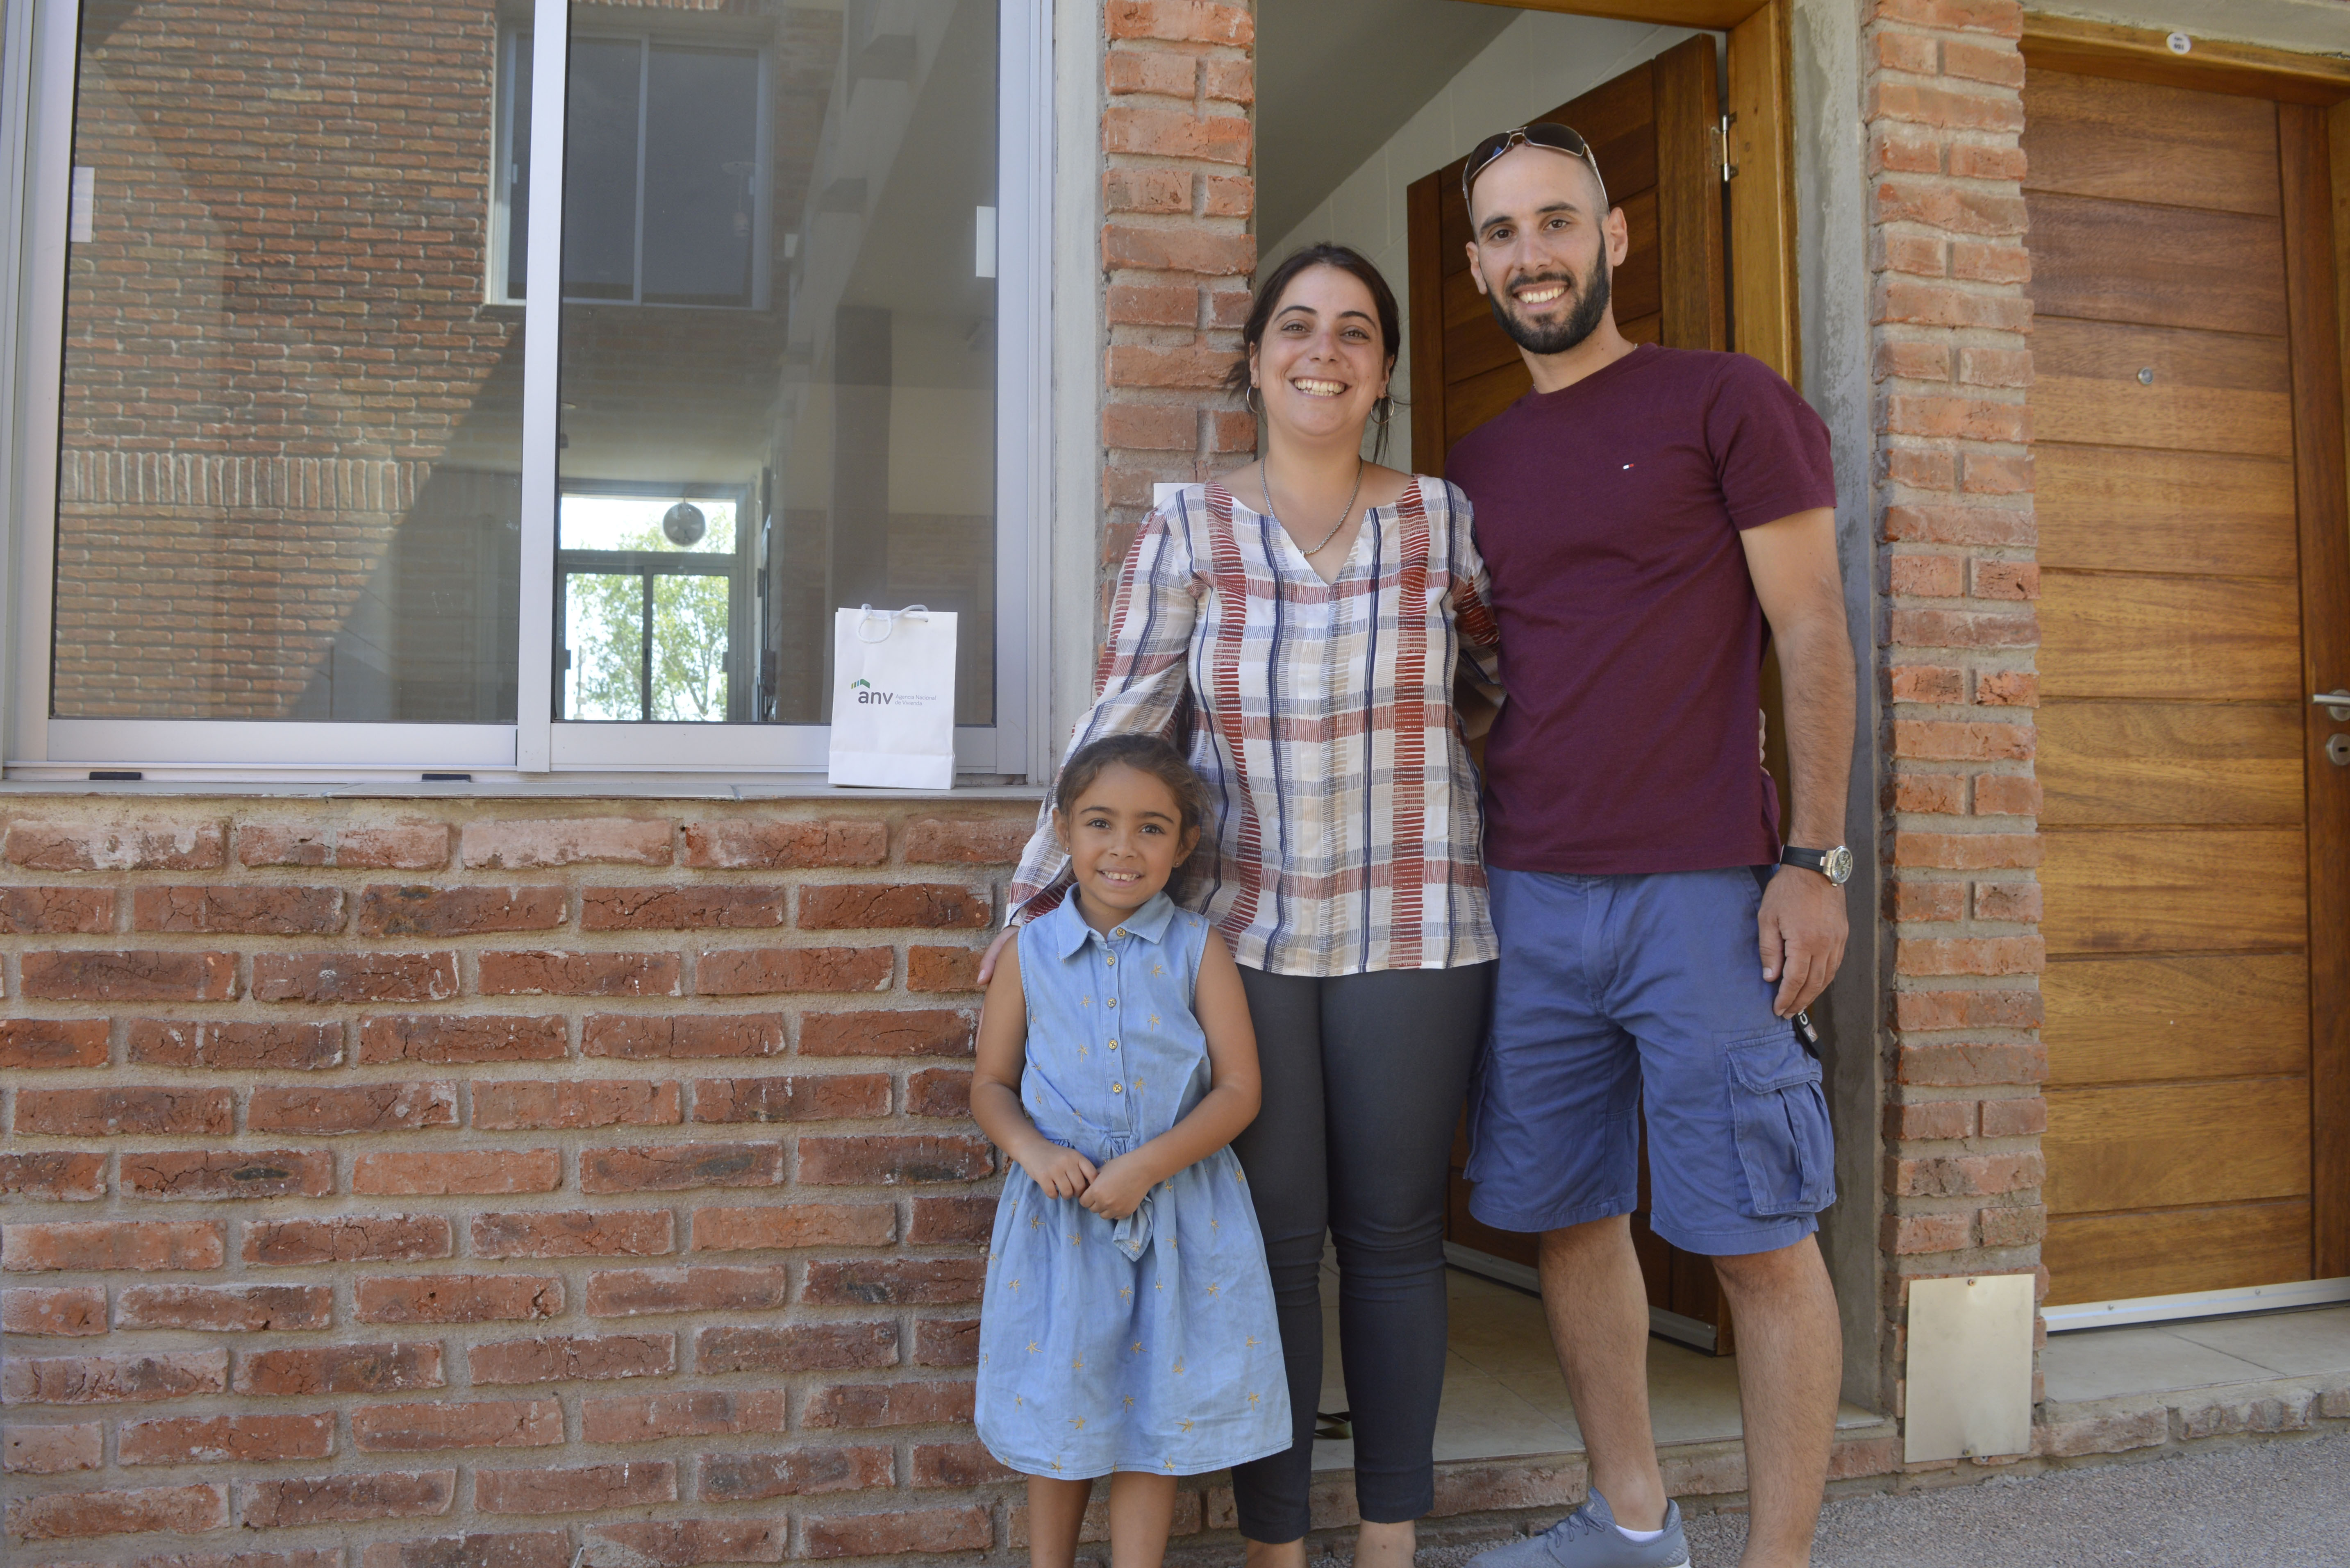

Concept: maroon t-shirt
[[1447, 343, 1835, 875]]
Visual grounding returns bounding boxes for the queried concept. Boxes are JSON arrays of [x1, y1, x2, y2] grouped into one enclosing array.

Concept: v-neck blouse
[[1007, 477, 1504, 977]]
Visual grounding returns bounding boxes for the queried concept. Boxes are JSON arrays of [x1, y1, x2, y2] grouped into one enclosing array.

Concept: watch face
[[1823, 845, 1855, 885]]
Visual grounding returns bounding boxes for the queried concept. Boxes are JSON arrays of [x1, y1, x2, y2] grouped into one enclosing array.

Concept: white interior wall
[[1264, 10, 1703, 469]]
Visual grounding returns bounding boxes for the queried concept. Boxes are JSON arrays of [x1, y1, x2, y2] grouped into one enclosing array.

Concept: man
[[1445, 124, 1857, 1568]]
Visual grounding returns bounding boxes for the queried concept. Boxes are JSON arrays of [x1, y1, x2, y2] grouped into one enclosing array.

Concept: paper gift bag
[[827, 605, 958, 789]]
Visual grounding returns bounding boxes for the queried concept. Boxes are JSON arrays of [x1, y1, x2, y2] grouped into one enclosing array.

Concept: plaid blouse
[[1009, 478, 1503, 977]]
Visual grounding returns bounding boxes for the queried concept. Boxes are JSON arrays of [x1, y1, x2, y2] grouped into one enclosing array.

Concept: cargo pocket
[[1723, 1026, 1835, 1219]]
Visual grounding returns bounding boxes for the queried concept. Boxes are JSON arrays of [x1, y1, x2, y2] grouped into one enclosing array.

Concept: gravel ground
[[1389, 1432, 2350, 1568]]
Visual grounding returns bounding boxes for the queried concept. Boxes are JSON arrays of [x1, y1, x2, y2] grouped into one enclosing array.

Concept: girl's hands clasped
[[1017, 1143, 1098, 1200], [1016, 1143, 1154, 1220], [1078, 1154, 1155, 1221]]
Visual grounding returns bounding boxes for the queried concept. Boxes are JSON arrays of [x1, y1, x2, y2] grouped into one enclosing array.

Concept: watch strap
[[1781, 844, 1855, 885]]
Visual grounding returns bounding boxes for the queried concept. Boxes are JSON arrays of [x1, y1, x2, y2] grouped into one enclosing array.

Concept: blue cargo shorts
[[1464, 865, 1836, 1257]]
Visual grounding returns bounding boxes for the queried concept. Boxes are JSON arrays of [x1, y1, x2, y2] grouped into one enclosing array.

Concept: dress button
[[1106, 998, 1117, 1008], [1105, 954, 1117, 965], [1108, 1040, 1119, 1050], [1111, 1082, 1124, 1094]]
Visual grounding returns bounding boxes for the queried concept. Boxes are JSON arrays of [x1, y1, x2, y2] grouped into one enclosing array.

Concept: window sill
[[0, 772, 1044, 802]]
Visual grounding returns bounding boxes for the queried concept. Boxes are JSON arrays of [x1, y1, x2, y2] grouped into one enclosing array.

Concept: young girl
[[973, 734, 1289, 1568]]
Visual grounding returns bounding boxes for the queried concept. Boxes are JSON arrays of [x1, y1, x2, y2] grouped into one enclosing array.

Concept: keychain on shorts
[[1793, 1011, 1821, 1054]]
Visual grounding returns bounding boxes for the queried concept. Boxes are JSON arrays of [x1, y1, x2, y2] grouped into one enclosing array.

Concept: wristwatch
[[1780, 844, 1854, 885]]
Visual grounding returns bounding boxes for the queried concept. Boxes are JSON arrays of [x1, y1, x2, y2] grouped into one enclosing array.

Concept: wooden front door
[[2024, 67, 2350, 1305], [1405, 33, 1740, 1345]]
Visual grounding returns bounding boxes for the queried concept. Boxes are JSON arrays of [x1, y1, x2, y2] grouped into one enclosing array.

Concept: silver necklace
[[1262, 457, 1365, 557]]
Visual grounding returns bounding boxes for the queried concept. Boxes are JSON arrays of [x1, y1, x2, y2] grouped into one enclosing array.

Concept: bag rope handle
[[851, 604, 931, 643]]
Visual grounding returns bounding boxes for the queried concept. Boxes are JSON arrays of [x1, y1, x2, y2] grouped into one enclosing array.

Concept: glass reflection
[[51, 1, 523, 722]]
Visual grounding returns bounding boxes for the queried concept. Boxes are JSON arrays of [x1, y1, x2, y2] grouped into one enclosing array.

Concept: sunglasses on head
[[1461, 122, 1607, 209]]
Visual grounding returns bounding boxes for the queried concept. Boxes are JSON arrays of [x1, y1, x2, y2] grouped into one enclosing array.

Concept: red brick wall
[[1095, 0, 1257, 620], [1862, 0, 2049, 1441], [0, 798, 1039, 1564]]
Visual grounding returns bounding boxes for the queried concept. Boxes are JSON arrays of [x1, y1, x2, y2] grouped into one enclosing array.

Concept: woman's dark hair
[[1052, 734, 1212, 854], [1225, 243, 1403, 464]]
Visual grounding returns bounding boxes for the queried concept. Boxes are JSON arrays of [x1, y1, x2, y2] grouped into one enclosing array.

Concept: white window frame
[[3, 0, 1047, 783]]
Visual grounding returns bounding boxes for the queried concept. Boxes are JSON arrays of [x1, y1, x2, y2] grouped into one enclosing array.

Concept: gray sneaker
[[1463, 1493, 1688, 1568]]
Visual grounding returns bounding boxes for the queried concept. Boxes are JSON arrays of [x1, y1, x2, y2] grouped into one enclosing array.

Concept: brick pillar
[[1097, 0, 1258, 622], [1862, 0, 2049, 1433]]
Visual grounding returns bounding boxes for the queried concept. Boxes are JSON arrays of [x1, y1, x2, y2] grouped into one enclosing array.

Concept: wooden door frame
[[1453, 0, 1800, 387], [2018, 16, 2350, 1284]]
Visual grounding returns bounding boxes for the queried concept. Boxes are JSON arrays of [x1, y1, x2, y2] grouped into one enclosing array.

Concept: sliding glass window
[[17, 0, 1036, 777]]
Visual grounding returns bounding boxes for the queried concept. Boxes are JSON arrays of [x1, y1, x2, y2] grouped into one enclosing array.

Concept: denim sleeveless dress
[[975, 892, 1290, 1478]]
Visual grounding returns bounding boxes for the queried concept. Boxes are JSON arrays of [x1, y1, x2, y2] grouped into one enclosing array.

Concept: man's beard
[[1489, 252, 1611, 355]]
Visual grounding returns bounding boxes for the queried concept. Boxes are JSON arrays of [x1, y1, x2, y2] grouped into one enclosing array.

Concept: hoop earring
[[1369, 397, 1394, 427], [1244, 384, 1261, 415]]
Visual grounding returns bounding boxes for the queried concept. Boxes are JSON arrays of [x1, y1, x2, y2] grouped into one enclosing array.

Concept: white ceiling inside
[[1253, 0, 1516, 245]]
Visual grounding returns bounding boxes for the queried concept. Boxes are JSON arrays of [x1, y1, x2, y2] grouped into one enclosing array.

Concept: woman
[[984, 244, 1502, 1568]]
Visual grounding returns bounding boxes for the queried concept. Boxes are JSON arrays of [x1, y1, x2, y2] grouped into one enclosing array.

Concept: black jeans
[[1228, 962, 1494, 1543]]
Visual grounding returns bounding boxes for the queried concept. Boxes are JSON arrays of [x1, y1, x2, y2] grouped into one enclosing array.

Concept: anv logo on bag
[[848, 678, 940, 709], [829, 607, 957, 788]]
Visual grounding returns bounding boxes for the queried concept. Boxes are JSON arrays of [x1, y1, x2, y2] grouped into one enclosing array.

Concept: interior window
[[507, 32, 764, 309], [558, 490, 749, 722], [643, 47, 762, 307]]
